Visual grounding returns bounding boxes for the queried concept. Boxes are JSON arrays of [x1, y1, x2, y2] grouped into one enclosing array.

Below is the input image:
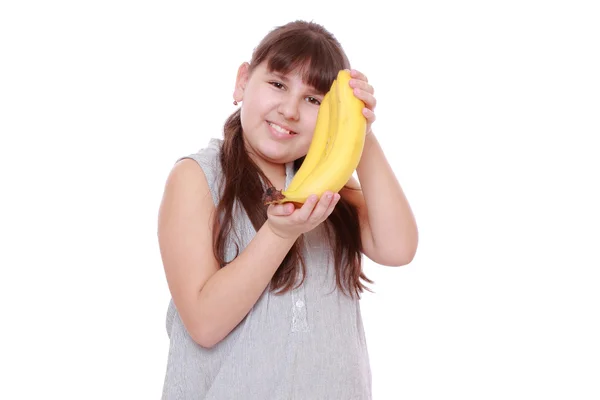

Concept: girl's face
[[233, 61, 326, 173]]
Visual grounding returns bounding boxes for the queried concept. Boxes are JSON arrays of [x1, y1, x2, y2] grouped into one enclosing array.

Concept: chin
[[258, 142, 298, 164], [264, 151, 297, 165]]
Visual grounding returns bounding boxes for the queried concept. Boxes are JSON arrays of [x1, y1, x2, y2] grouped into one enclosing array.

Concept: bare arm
[[338, 69, 418, 266], [158, 159, 297, 348], [340, 133, 418, 266]]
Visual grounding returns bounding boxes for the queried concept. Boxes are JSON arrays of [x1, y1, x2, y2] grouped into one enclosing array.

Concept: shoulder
[[157, 139, 226, 265], [178, 137, 223, 171], [158, 138, 223, 215], [173, 137, 225, 205], [160, 158, 213, 220], [158, 142, 223, 342]]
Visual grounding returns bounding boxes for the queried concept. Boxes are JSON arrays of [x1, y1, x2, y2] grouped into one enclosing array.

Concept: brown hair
[[213, 20, 373, 298]]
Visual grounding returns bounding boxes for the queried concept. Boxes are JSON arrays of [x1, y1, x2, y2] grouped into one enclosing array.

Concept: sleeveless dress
[[161, 138, 372, 400]]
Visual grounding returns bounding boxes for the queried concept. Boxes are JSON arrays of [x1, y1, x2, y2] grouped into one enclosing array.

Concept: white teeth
[[269, 122, 294, 134]]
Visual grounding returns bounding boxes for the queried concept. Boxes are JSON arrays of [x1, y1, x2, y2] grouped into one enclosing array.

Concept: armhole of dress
[[176, 146, 222, 207]]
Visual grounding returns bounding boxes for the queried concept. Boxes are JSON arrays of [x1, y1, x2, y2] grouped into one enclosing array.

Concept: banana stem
[[262, 186, 286, 205]]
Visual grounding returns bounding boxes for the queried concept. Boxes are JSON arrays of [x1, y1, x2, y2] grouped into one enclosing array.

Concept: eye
[[306, 96, 321, 106], [269, 81, 285, 89]]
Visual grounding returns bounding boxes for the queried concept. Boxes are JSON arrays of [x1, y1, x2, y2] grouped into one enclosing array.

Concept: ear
[[233, 62, 250, 103]]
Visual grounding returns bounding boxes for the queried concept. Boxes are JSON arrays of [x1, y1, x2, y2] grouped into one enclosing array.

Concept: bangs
[[256, 32, 349, 94]]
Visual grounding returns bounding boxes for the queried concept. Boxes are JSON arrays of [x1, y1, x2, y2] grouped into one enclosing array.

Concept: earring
[[233, 100, 238, 106]]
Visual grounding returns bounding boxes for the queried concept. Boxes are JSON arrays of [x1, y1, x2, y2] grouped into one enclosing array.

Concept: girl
[[158, 20, 418, 400]]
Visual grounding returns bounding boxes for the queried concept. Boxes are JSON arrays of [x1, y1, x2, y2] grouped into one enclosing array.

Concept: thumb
[[269, 203, 294, 216]]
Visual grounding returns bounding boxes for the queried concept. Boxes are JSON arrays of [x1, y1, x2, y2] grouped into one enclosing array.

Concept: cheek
[[299, 132, 315, 153], [242, 86, 270, 115], [241, 100, 266, 128], [303, 114, 319, 138]]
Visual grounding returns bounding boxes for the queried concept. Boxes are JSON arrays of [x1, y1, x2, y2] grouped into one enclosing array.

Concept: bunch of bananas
[[263, 69, 367, 205]]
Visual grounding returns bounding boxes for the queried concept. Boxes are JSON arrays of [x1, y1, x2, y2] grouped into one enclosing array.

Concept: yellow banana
[[321, 79, 339, 161], [284, 88, 332, 193], [282, 70, 365, 202], [263, 70, 366, 205]]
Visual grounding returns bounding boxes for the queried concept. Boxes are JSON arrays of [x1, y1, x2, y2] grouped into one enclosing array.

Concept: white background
[[1, 0, 599, 399]]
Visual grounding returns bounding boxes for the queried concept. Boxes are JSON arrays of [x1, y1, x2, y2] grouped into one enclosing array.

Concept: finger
[[308, 191, 335, 223], [322, 193, 341, 219], [362, 107, 376, 124], [269, 202, 295, 216], [293, 194, 320, 222], [349, 78, 374, 95], [353, 89, 377, 110], [349, 68, 368, 83]]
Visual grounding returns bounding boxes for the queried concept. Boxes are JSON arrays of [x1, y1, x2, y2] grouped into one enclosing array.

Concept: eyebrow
[[268, 71, 325, 96], [269, 71, 289, 82]]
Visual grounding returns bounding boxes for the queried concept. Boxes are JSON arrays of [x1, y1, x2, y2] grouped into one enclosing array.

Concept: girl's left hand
[[348, 69, 377, 136]]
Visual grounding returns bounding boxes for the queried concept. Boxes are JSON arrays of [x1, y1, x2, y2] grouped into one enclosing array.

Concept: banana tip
[[262, 186, 286, 206]]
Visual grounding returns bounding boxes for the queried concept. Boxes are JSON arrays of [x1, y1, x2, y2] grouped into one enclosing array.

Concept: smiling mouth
[[268, 122, 297, 135]]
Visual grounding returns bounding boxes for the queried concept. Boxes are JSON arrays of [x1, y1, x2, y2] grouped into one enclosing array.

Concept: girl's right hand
[[266, 191, 340, 240]]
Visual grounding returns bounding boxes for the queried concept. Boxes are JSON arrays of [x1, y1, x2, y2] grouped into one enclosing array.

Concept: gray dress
[[161, 138, 372, 400]]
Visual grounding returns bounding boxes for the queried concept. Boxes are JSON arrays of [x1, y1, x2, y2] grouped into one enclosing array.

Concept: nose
[[277, 95, 300, 121]]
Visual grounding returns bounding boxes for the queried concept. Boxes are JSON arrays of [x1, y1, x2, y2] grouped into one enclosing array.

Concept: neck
[[242, 137, 288, 189], [248, 153, 287, 190]]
